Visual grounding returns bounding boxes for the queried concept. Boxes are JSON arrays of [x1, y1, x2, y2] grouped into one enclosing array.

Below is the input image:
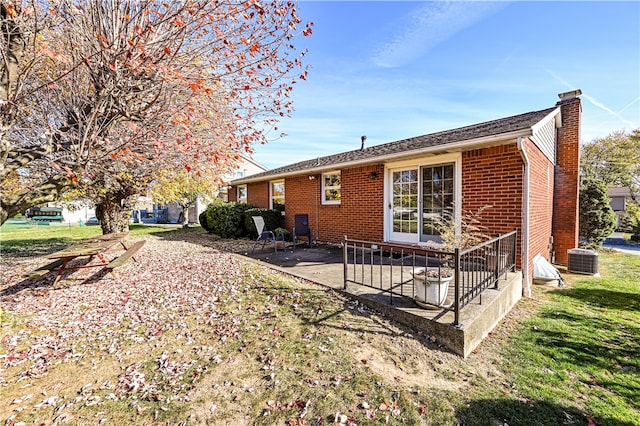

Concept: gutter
[[517, 137, 532, 298], [232, 129, 533, 185]]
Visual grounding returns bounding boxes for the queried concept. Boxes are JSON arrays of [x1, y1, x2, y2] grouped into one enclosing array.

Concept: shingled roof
[[234, 105, 559, 183]]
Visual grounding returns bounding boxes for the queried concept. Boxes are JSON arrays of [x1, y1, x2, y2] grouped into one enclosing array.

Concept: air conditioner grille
[[567, 248, 598, 275]]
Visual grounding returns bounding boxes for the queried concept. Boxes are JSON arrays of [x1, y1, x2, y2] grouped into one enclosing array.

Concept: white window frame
[[321, 171, 341, 205], [270, 179, 285, 211], [237, 184, 247, 203]]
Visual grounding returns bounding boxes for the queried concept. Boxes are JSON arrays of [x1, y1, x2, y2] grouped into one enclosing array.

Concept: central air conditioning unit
[[567, 248, 598, 275]]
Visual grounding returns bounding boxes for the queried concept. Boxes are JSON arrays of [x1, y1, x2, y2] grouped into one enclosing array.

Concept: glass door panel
[[421, 164, 454, 242], [390, 168, 419, 242]]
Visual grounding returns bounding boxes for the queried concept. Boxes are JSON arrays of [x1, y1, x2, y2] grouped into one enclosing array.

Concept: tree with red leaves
[[0, 0, 312, 230]]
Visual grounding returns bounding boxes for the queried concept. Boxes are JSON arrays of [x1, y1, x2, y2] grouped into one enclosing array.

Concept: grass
[[0, 223, 180, 257], [1, 225, 639, 425], [459, 252, 640, 426]]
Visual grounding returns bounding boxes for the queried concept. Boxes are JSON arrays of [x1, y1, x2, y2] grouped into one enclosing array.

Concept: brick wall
[[525, 137, 555, 280], [246, 181, 269, 208], [281, 174, 319, 237], [338, 165, 385, 241], [228, 186, 237, 202], [553, 97, 581, 265], [283, 165, 385, 243], [461, 145, 524, 268]]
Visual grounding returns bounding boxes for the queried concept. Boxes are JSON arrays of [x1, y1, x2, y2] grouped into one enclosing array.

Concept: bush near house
[[202, 201, 257, 238], [198, 210, 212, 233], [626, 201, 640, 242]]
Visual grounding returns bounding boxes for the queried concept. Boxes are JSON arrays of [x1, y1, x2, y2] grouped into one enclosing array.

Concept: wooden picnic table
[[26, 232, 145, 285]]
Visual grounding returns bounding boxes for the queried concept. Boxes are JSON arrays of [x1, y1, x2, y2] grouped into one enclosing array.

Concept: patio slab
[[237, 243, 522, 357]]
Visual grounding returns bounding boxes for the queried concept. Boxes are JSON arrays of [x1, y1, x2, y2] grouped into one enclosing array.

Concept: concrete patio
[[236, 243, 522, 357]]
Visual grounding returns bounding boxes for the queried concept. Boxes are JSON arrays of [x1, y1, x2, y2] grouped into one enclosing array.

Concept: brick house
[[608, 187, 637, 231], [230, 91, 582, 296]]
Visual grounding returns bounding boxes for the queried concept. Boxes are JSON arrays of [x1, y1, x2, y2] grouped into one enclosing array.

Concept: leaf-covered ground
[[5, 230, 631, 425], [1, 232, 490, 425]]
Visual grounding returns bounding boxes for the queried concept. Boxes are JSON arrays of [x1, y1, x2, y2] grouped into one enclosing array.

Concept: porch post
[[494, 235, 501, 288], [453, 248, 460, 327], [343, 236, 348, 290]]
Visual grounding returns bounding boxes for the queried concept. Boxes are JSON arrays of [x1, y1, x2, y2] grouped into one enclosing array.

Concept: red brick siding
[[281, 174, 319, 236], [228, 187, 238, 202], [525, 138, 555, 280], [246, 181, 270, 208], [283, 165, 385, 243], [461, 145, 525, 269], [553, 98, 581, 265], [339, 165, 385, 241], [228, 182, 270, 206]]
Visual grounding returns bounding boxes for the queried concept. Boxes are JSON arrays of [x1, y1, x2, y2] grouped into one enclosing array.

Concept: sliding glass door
[[388, 163, 455, 244]]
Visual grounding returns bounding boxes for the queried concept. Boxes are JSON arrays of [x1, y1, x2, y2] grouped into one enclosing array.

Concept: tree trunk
[[95, 194, 136, 234], [0, 3, 26, 102], [181, 204, 190, 228]]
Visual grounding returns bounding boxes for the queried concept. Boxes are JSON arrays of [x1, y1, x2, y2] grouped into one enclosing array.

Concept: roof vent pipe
[[360, 135, 367, 151]]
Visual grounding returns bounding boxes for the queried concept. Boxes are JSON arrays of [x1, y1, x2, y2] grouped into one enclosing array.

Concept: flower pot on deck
[[486, 252, 508, 272], [411, 268, 453, 307]]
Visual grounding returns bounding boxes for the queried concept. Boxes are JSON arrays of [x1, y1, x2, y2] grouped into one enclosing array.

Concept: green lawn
[[0, 223, 180, 257], [460, 252, 640, 426]]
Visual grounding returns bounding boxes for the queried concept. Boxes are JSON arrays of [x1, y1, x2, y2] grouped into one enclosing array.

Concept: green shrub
[[203, 201, 257, 238], [627, 201, 640, 239], [199, 209, 212, 233], [244, 208, 285, 238], [579, 177, 617, 248]]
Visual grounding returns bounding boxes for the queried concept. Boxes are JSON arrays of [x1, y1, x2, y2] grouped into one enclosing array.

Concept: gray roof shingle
[[235, 105, 558, 182]]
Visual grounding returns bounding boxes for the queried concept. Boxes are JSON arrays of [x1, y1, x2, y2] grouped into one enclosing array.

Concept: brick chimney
[[552, 90, 582, 265]]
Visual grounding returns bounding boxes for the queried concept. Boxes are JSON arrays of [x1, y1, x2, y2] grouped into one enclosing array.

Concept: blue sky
[[252, 1, 640, 169]]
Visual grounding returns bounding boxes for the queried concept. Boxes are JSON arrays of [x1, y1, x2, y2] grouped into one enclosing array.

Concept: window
[[322, 171, 341, 204], [270, 180, 285, 211], [421, 163, 455, 239], [237, 184, 247, 203]]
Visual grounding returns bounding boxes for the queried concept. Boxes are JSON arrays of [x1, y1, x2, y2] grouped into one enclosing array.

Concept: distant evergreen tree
[[579, 177, 617, 248]]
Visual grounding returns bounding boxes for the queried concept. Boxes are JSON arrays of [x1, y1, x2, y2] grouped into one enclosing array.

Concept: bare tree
[[1, 0, 311, 229]]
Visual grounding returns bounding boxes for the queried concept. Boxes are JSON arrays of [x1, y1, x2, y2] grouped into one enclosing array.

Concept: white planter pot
[[486, 252, 508, 272], [412, 268, 452, 307]]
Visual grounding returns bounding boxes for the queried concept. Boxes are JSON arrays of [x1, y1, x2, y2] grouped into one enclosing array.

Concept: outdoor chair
[[292, 214, 313, 250], [252, 216, 284, 253]]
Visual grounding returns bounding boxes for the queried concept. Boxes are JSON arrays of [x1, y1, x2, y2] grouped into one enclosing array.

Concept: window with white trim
[[322, 171, 341, 204], [270, 180, 285, 211], [237, 184, 247, 203]]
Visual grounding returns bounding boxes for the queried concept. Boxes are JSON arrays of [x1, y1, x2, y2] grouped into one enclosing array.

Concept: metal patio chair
[[292, 214, 313, 250], [252, 216, 283, 253]]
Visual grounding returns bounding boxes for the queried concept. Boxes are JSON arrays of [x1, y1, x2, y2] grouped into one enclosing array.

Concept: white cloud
[[545, 68, 638, 129], [371, 1, 508, 68]]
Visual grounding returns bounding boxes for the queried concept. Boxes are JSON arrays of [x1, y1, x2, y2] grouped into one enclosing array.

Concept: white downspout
[[517, 137, 532, 297]]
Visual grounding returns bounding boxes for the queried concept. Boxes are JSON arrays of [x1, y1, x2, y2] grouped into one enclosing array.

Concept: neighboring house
[[32, 202, 95, 225], [608, 187, 637, 230], [230, 91, 583, 297], [219, 154, 268, 202], [152, 154, 268, 224]]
